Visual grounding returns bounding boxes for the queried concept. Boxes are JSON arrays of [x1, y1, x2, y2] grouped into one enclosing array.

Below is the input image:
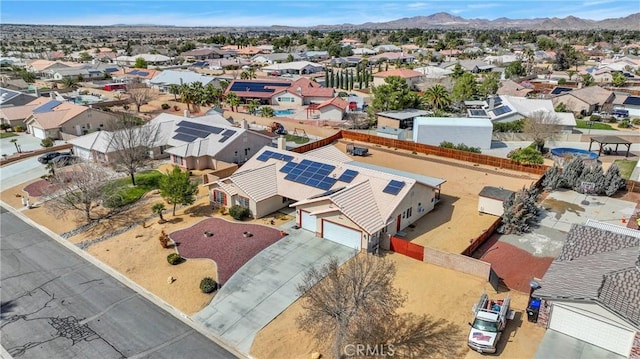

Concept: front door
[[396, 214, 401, 232]]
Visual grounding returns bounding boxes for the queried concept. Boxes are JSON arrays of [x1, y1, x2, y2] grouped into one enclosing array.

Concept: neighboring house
[[615, 96, 640, 118], [148, 70, 218, 92], [413, 117, 493, 149], [441, 60, 494, 73], [43, 66, 105, 81], [376, 109, 430, 130], [111, 67, 159, 83], [205, 145, 446, 252], [368, 52, 416, 64], [551, 86, 615, 115], [310, 96, 347, 121], [0, 88, 39, 108], [0, 96, 49, 128], [24, 100, 119, 139], [352, 48, 377, 56], [534, 223, 640, 358], [26, 60, 77, 74], [372, 69, 424, 89], [115, 54, 172, 66], [251, 53, 302, 65], [225, 79, 291, 104], [261, 61, 324, 75], [497, 80, 534, 98], [413, 66, 453, 79], [373, 44, 402, 53], [180, 48, 228, 60], [271, 78, 334, 106], [0, 78, 30, 91], [301, 51, 330, 61], [468, 95, 576, 132]]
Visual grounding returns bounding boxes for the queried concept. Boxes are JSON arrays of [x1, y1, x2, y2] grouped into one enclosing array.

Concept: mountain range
[[300, 12, 640, 31]]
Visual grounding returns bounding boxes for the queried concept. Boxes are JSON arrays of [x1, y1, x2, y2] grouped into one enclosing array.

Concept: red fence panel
[[390, 236, 424, 261]]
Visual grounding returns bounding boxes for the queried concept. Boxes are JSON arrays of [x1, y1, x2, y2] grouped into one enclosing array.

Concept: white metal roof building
[[413, 117, 494, 149]]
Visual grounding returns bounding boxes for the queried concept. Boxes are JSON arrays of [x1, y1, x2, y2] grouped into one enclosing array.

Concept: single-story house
[[0, 87, 39, 108], [261, 61, 324, 75], [441, 60, 495, 73], [376, 109, 430, 130], [148, 70, 218, 92], [412, 117, 493, 150], [551, 86, 615, 116], [115, 54, 172, 66], [180, 48, 228, 60], [205, 145, 445, 252], [0, 96, 49, 128], [533, 223, 640, 358], [24, 100, 119, 140], [270, 78, 334, 106], [43, 67, 105, 81], [313, 96, 347, 121], [478, 186, 514, 216], [251, 53, 303, 65], [615, 96, 640, 118], [477, 95, 576, 132], [497, 80, 534, 98], [372, 69, 424, 89], [368, 52, 416, 64]]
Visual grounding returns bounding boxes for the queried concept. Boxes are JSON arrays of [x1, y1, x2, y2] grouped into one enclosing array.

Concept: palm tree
[[246, 99, 260, 115], [179, 84, 194, 112], [566, 69, 577, 81], [225, 92, 240, 112], [240, 71, 250, 80], [152, 203, 166, 223], [168, 84, 180, 101], [247, 67, 256, 79], [259, 106, 275, 117], [423, 84, 451, 111], [61, 77, 79, 89], [10, 138, 21, 153]]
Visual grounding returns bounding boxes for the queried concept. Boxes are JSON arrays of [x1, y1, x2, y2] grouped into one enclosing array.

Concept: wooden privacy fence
[[291, 131, 343, 153], [341, 130, 549, 176], [390, 236, 424, 261]]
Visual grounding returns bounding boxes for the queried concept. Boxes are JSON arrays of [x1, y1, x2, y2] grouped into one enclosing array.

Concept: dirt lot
[[251, 253, 545, 359], [332, 141, 539, 253]]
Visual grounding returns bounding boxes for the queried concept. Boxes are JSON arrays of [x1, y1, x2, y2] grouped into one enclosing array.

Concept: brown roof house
[[533, 223, 640, 358], [24, 100, 118, 140], [0, 96, 52, 128], [551, 86, 615, 116], [372, 69, 424, 89]]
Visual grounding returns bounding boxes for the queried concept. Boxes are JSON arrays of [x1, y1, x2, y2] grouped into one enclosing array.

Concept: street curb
[[0, 200, 246, 359]]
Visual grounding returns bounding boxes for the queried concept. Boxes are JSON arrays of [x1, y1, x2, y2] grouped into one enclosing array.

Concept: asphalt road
[[0, 206, 239, 359]]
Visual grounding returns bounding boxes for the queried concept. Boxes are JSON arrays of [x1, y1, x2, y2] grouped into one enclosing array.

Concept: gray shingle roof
[[536, 224, 640, 328]]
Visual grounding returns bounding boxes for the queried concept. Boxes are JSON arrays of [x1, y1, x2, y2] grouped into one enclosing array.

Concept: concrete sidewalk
[[194, 223, 356, 355]]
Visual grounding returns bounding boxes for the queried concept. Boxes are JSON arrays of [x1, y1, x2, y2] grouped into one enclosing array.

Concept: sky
[[0, 0, 638, 27]]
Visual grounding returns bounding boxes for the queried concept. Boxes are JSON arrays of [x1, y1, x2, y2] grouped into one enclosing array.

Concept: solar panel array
[[337, 169, 359, 183], [469, 109, 488, 117], [229, 81, 289, 93], [492, 106, 511, 116], [222, 129, 236, 137], [177, 121, 224, 134], [493, 96, 503, 106], [382, 180, 405, 195], [256, 150, 294, 162], [173, 133, 197, 142], [129, 69, 149, 76], [33, 100, 61, 113], [281, 159, 337, 190]]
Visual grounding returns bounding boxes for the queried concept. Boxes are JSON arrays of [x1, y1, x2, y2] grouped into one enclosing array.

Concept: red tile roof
[[373, 69, 424, 79], [317, 96, 347, 110]]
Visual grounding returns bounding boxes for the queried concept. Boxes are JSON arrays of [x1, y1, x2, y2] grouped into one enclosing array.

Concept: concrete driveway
[[194, 223, 357, 355], [539, 190, 638, 232], [535, 330, 625, 359]]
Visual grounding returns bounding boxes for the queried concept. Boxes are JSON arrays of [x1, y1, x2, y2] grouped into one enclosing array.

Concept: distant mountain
[[305, 12, 640, 31]]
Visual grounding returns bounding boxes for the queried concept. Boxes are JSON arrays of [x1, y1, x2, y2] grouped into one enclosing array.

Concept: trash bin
[[527, 298, 541, 323]]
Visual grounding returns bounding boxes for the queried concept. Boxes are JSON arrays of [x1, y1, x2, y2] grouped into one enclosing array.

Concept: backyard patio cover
[[588, 136, 632, 157]]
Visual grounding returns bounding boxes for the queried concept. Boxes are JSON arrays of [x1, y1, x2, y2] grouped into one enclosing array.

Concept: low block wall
[[424, 247, 491, 280]]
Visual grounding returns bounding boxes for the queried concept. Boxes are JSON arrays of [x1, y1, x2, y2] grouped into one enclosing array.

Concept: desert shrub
[[558, 78, 567, 85], [500, 185, 540, 235], [589, 114, 602, 122], [200, 277, 218, 293], [439, 141, 481, 153], [618, 119, 631, 128], [575, 113, 583, 119], [40, 137, 54, 147], [509, 147, 544, 165], [161, 103, 170, 110], [159, 230, 169, 248], [12, 126, 24, 132], [632, 118, 640, 125], [606, 116, 617, 123], [229, 205, 252, 220], [0, 123, 11, 131], [219, 206, 227, 215], [167, 253, 182, 265], [492, 119, 524, 133], [102, 107, 112, 112]]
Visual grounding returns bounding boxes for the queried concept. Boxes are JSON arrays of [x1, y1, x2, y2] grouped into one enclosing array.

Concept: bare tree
[[523, 110, 561, 151], [44, 163, 112, 223], [128, 83, 152, 112], [106, 115, 160, 185]]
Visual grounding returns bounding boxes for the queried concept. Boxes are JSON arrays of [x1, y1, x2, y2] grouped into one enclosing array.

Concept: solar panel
[[175, 126, 210, 138], [229, 81, 289, 93], [281, 159, 337, 190], [338, 169, 359, 183], [33, 100, 61, 113], [257, 153, 271, 162], [177, 121, 224, 134], [219, 135, 231, 143], [173, 133, 197, 142], [280, 162, 297, 173], [382, 180, 405, 195], [492, 106, 511, 116], [469, 109, 488, 117], [493, 96, 502, 106], [222, 129, 236, 137]]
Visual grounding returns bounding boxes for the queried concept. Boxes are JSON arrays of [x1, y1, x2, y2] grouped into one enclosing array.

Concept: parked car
[[50, 155, 78, 167], [37, 152, 61, 164]]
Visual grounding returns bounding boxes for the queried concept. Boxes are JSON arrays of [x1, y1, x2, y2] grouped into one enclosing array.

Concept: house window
[[406, 207, 412, 217], [213, 190, 226, 205], [237, 196, 249, 208]]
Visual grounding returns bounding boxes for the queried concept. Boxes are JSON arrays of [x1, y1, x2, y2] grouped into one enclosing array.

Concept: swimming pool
[[274, 109, 294, 116], [550, 147, 599, 167]]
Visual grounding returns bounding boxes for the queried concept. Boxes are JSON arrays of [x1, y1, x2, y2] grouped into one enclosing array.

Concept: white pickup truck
[[467, 293, 515, 354]]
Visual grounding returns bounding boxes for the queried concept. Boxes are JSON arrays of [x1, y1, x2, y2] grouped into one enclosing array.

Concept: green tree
[[451, 73, 477, 104], [500, 185, 540, 235], [581, 73, 595, 87], [504, 61, 525, 79], [134, 57, 148, 69], [612, 72, 626, 87], [152, 202, 166, 223], [370, 76, 420, 112], [225, 92, 240, 112], [159, 166, 198, 216], [509, 146, 544, 165], [478, 72, 500, 97], [423, 84, 451, 110], [246, 99, 260, 115], [566, 69, 577, 81], [61, 77, 79, 89], [259, 106, 275, 117], [451, 63, 465, 79], [168, 84, 180, 101]]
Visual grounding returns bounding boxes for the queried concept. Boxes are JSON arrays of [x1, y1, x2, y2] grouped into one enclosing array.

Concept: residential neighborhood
[[1, 6, 640, 359]]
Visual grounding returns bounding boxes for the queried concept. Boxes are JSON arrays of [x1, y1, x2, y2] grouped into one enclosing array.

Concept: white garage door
[[32, 127, 46, 139], [300, 211, 316, 233], [74, 147, 91, 161], [322, 221, 361, 251], [549, 304, 634, 356]]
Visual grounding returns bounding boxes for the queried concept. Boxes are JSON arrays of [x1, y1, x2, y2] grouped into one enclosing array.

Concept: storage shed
[[376, 126, 408, 140], [412, 117, 493, 149], [478, 186, 514, 216]]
